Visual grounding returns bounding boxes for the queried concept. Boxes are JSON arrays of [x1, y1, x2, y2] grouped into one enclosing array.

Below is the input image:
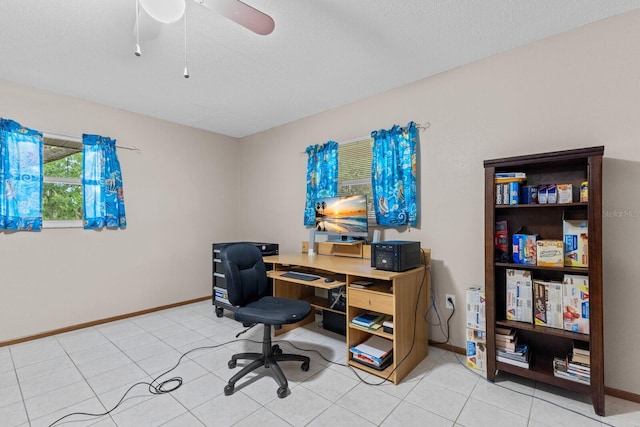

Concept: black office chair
[[220, 243, 311, 398]]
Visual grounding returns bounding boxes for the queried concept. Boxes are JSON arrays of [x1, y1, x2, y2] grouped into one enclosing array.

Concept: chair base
[[225, 324, 310, 398]]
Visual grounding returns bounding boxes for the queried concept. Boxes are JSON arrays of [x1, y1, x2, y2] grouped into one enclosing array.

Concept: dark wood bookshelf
[[484, 146, 604, 416]]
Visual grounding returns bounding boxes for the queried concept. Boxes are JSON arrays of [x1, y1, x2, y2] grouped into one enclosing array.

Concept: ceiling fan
[[136, 0, 275, 41]]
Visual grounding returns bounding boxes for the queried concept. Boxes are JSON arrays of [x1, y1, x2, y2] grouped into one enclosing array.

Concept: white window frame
[[42, 134, 84, 229]]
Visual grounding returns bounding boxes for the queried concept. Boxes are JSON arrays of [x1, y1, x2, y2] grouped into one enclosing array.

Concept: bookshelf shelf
[[495, 202, 588, 210], [496, 320, 590, 341], [494, 262, 588, 274], [484, 147, 605, 416]]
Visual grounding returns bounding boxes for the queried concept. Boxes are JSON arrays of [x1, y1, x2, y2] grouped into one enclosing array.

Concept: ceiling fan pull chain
[[184, 3, 190, 78], [135, 0, 142, 56]]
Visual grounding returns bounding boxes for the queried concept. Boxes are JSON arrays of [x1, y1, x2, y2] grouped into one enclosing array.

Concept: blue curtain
[[82, 134, 127, 229], [371, 121, 418, 227], [303, 141, 339, 226], [0, 118, 43, 231]]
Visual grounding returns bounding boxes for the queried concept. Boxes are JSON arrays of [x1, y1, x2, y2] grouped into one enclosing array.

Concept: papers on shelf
[[350, 335, 393, 368]]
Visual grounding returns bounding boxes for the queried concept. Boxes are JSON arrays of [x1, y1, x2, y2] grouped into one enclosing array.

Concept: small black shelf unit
[[212, 241, 279, 317]]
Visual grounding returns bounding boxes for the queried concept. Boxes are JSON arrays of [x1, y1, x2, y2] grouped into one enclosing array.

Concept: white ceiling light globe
[[139, 0, 186, 24]]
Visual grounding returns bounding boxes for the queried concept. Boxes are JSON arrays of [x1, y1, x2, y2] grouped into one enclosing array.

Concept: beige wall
[[0, 81, 240, 342], [239, 10, 640, 394]]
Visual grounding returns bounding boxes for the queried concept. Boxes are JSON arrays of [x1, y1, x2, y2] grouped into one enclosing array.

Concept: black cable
[[48, 339, 236, 427], [428, 303, 454, 345]]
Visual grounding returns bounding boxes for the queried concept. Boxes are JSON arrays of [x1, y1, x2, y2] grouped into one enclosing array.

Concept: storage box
[[563, 274, 589, 334], [538, 185, 548, 204], [520, 185, 538, 204], [506, 269, 533, 323], [557, 184, 573, 204], [495, 220, 509, 262], [506, 182, 519, 205], [536, 240, 564, 267], [466, 287, 486, 331], [512, 233, 537, 264], [547, 184, 557, 203], [466, 328, 487, 372], [533, 280, 564, 329], [564, 219, 588, 267]]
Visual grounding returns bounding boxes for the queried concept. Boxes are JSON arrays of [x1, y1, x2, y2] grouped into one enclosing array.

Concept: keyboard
[[280, 271, 321, 281]]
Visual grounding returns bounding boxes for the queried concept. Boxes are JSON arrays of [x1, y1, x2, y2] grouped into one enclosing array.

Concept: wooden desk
[[263, 250, 431, 384]]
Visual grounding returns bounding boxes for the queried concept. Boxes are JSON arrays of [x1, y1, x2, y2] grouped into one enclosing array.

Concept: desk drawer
[[348, 289, 393, 315]]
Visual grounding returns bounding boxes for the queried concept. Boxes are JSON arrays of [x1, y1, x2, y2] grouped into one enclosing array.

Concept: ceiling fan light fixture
[[139, 0, 185, 24]]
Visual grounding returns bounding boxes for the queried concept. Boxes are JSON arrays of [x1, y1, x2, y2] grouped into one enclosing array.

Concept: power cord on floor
[[48, 339, 240, 427]]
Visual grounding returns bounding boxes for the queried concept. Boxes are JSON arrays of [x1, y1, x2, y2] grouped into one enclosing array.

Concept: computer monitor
[[313, 195, 368, 241]]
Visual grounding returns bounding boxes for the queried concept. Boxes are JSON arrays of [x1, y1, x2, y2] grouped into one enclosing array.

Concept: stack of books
[[350, 312, 386, 330], [349, 335, 393, 370], [554, 341, 590, 384], [495, 327, 517, 350], [495, 327, 530, 368]]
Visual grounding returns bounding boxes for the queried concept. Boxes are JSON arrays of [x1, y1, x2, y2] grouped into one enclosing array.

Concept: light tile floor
[[1, 301, 639, 426]]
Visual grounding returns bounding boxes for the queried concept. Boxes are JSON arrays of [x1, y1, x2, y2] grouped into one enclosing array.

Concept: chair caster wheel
[[277, 386, 288, 398], [215, 307, 224, 317], [224, 384, 234, 396], [228, 359, 237, 369], [301, 361, 310, 371], [272, 344, 282, 355]]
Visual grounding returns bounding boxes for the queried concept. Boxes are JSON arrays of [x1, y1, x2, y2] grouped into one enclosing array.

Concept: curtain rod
[[42, 131, 142, 153], [299, 121, 430, 156]]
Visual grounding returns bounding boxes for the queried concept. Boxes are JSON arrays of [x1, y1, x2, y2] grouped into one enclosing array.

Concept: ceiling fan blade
[[133, 6, 164, 41], [196, 0, 275, 35]]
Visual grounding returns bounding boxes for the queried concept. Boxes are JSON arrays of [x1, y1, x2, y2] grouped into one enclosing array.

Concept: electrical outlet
[[445, 294, 455, 309]]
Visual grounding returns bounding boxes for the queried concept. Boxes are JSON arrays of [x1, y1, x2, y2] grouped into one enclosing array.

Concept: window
[[42, 136, 83, 227], [337, 137, 375, 221]]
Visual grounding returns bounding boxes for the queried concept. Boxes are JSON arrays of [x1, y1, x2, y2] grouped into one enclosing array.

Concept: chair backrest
[[220, 243, 269, 307]]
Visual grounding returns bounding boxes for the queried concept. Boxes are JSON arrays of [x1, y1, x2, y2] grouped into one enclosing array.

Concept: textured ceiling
[[1, 0, 639, 138]]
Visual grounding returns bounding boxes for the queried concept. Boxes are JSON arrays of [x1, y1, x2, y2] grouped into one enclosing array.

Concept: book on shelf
[[497, 355, 530, 369], [350, 280, 374, 289], [497, 344, 528, 359], [495, 326, 514, 336], [553, 357, 590, 385], [495, 327, 517, 351], [572, 340, 590, 357], [351, 312, 385, 328], [496, 337, 518, 351], [570, 352, 590, 366], [495, 172, 527, 179], [567, 354, 591, 371]]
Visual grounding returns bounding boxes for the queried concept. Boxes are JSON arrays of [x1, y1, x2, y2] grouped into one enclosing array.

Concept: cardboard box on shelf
[[536, 240, 564, 267], [520, 185, 538, 204], [512, 233, 538, 265], [495, 220, 509, 262], [506, 269, 533, 323], [557, 184, 573, 204], [533, 280, 564, 329], [563, 274, 589, 334], [564, 219, 588, 267]]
